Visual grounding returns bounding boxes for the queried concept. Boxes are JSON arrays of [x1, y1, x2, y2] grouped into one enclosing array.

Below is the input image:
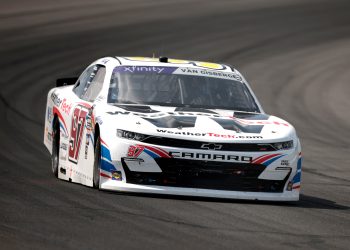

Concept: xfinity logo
[[126, 66, 164, 73], [201, 143, 222, 150], [114, 66, 179, 75]]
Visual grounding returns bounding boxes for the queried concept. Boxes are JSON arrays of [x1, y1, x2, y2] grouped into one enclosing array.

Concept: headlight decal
[[117, 129, 149, 141], [270, 140, 293, 150]]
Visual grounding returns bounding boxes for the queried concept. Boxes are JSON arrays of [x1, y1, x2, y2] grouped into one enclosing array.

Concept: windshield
[[108, 66, 260, 112]]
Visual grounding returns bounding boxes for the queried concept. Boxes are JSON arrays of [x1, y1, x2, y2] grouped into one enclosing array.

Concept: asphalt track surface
[[1, 0, 350, 249]]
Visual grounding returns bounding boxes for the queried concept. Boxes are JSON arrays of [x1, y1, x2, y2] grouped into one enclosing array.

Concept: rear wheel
[[51, 118, 60, 177], [93, 136, 101, 188]]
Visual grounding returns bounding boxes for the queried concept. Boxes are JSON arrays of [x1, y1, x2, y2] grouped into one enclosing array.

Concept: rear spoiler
[[56, 77, 78, 87]]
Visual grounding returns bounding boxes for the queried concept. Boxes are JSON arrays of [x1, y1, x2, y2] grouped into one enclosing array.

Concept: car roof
[[90, 56, 263, 112], [113, 56, 235, 73]]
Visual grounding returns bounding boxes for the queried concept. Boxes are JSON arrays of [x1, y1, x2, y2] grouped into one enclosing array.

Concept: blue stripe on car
[[263, 155, 285, 166]]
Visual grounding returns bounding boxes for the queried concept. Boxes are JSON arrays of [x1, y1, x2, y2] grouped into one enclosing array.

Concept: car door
[[67, 64, 106, 185]]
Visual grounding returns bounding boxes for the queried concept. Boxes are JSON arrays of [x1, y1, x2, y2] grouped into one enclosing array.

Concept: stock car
[[43, 56, 302, 201]]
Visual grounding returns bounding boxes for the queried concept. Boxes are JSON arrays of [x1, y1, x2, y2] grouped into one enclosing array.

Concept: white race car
[[44, 56, 302, 201]]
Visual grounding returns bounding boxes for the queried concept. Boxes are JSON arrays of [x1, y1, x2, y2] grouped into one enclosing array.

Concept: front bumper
[[99, 139, 301, 201], [100, 181, 299, 201], [122, 158, 289, 193]]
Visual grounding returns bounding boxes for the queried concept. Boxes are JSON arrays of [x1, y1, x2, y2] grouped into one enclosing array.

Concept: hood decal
[[144, 116, 197, 128], [233, 112, 270, 120], [106, 105, 287, 133], [114, 105, 160, 113], [211, 118, 264, 133], [174, 107, 219, 114]]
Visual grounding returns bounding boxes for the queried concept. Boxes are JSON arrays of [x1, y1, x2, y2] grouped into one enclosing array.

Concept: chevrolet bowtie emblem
[[201, 143, 223, 150]]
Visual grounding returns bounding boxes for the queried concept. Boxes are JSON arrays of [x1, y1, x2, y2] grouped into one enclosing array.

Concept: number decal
[[127, 145, 144, 158], [69, 105, 89, 163]]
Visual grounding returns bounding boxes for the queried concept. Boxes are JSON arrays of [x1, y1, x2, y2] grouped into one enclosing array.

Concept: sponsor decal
[[84, 134, 90, 160], [112, 171, 122, 181], [156, 129, 263, 139], [51, 92, 73, 115], [114, 66, 177, 74], [208, 132, 263, 139], [113, 65, 241, 81], [169, 151, 252, 162], [229, 116, 289, 127], [61, 143, 67, 150], [85, 109, 93, 131], [79, 103, 93, 149], [281, 160, 289, 166], [47, 107, 53, 124], [61, 98, 73, 115], [177, 68, 242, 81], [46, 127, 52, 142], [51, 91, 62, 106], [157, 130, 206, 136]]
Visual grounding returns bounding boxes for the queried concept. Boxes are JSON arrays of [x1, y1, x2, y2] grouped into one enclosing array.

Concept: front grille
[[122, 158, 288, 192], [142, 137, 276, 151]]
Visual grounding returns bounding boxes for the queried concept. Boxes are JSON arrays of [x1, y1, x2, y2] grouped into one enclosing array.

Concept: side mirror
[[56, 77, 78, 87]]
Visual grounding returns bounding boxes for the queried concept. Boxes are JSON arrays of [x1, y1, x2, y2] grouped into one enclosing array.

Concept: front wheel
[[93, 136, 101, 188], [51, 118, 60, 177]]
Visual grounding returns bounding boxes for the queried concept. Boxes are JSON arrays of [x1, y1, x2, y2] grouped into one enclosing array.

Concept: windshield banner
[[114, 66, 242, 81]]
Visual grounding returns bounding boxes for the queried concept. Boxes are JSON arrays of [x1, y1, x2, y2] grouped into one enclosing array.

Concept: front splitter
[[100, 179, 299, 201]]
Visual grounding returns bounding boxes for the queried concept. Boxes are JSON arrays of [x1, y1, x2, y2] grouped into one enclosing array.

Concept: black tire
[[51, 118, 60, 177], [93, 136, 101, 188]]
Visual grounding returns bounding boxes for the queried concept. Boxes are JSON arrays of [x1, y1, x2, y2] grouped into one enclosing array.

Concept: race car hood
[[99, 104, 296, 143]]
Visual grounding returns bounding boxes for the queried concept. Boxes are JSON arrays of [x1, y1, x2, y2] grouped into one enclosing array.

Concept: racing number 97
[[69, 106, 88, 163]]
